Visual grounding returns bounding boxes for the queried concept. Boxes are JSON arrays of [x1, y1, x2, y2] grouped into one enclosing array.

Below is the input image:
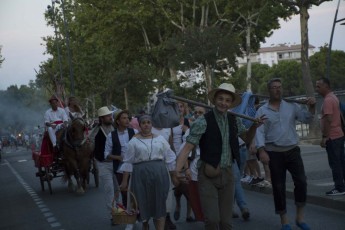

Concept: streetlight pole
[[326, 0, 345, 79]]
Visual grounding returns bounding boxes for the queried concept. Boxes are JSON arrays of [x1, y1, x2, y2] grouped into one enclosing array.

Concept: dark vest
[[199, 111, 240, 168], [94, 128, 107, 162], [111, 128, 135, 173]]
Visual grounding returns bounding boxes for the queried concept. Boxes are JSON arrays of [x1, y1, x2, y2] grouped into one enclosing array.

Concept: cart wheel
[[38, 167, 45, 192], [44, 166, 53, 195]]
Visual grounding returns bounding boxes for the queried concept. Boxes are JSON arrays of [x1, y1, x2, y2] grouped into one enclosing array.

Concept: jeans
[[233, 161, 247, 211], [239, 145, 248, 174], [267, 146, 307, 214], [326, 136, 345, 191]]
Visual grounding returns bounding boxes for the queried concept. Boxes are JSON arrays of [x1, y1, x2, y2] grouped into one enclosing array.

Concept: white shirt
[[152, 127, 171, 142], [104, 128, 138, 161], [44, 107, 68, 124], [120, 135, 176, 173], [172, 124, 183, 153]]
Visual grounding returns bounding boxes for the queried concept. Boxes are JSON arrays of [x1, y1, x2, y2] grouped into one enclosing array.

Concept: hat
[[207, 83, 242, 108], [138, 115, 152, 123], [114, 109, 129, 121], [48, 95, 59, 102], [97, 106, 113, 117]]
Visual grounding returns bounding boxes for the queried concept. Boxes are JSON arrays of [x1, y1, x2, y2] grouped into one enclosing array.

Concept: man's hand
[[254, 115, 267, 128], [320, 137, 328, 148]]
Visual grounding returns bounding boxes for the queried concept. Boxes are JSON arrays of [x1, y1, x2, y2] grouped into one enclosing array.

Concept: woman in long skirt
[[120, 115, 177, 230]]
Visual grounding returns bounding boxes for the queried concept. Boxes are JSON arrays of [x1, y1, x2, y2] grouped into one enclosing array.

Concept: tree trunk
[[300, 5, 319, 140], [246, 25, 252, 92], [204, 63, 212, 105]]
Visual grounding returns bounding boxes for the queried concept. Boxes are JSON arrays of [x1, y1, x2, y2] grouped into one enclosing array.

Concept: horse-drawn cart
[[32, 122, 99, 195]]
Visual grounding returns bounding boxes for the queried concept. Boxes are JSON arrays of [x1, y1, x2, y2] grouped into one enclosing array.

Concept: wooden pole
[[124, 88, 129, 110], [161, 91, 258, 122]]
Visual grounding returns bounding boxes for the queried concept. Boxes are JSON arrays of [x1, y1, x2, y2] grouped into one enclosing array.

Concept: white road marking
[[4, 159, 64, 230]]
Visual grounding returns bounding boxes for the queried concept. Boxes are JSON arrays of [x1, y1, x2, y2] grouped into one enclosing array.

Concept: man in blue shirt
[[255, 78, 315, 230]]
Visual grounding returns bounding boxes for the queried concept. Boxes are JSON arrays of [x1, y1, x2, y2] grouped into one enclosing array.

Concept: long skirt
[[131, 160, 170, 221]]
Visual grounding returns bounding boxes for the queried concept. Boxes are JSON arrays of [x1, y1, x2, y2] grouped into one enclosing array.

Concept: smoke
[[0, 90, 48, 137]]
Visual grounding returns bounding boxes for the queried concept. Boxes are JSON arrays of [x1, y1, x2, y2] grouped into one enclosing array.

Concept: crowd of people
[[40, 77, 345, 230]]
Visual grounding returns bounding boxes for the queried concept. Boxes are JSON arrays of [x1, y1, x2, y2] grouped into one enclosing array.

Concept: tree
[[226, 0, 294, 91], [0, 45, 4, 67], [232, 63, 271, 93], [310, 46, 345, 90], [277, 0, 331, 97]]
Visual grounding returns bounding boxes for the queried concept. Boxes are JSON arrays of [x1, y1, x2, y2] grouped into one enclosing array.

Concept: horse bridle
[[64, 117, 88, 150]]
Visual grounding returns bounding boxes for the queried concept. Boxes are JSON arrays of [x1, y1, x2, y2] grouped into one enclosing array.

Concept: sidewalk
[[242, 144, 345, 212]]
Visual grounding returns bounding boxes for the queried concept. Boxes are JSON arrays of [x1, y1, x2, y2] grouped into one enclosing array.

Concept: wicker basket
[[111, 191, 138, 225]]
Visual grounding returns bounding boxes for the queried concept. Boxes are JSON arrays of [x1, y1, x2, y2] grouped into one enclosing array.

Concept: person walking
[[119, 115, 177, 230], [255, 78, 316, 230], [88, 106, 118, 225], [315, 77, 345, 196], [175, 83, 265, 230], [104, 109, 137, 211]]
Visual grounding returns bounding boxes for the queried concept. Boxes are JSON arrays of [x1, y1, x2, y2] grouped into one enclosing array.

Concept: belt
[[239, 143, 246, 148]]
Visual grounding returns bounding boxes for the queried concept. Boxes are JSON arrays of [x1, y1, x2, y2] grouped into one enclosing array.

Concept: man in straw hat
[[44, 95, 68, 151], [256, 78, 315, 230], [175, 83, 265, 230], [88, 106, 118, 225]]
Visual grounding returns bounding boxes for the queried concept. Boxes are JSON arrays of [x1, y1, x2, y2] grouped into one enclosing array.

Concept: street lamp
[[51, 0, 75, 95], [326, 0, 345, 79]]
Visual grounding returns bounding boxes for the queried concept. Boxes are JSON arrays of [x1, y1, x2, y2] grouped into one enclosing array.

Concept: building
[[237, 43, 316, 67]]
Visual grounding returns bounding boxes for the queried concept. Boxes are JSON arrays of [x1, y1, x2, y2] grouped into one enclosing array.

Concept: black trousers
[[267, 146, 307, 214]]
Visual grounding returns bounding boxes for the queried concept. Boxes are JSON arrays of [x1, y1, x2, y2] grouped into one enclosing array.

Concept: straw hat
[[97, 106, 113, 117], [207, 83, 242, 108]]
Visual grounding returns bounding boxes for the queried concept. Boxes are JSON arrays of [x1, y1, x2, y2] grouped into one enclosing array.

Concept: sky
[[0, 0, 344, 90]]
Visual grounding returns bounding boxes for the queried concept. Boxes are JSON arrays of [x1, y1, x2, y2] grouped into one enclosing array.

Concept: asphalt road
[[0, 147, 344, 230]]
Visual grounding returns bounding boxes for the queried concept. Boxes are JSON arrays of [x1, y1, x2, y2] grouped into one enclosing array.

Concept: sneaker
[[281, 224, 292, 230], [325, 188, 345, 196], [249, 177, 264, 185], [241, 175, 253, 183], [296, 221, 310, 230], [241, 208, 250, 221], [257, 180, 271, 188]]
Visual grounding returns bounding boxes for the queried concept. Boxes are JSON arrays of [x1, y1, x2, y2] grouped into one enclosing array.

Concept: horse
[[59, 115, 91, 195]]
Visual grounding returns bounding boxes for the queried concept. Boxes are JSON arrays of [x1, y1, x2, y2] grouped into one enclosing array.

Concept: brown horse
[[60, 115, 91, 194]]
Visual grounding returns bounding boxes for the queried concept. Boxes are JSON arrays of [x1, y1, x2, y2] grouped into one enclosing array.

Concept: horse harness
[[63, 117, 88, 151]]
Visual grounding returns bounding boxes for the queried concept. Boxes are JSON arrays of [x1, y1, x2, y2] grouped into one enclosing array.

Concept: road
[[0, 147, 344, 230]]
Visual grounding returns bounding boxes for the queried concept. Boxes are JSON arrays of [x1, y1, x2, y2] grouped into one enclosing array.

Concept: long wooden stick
[[249, 94, 308, 104], [160, 91, 258, 122]]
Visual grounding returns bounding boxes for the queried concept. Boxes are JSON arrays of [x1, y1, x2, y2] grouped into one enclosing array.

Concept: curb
[[242, 183, 345, 212]]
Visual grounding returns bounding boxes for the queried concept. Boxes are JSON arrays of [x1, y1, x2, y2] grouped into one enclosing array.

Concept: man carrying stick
[[175, 83, 265, 230]]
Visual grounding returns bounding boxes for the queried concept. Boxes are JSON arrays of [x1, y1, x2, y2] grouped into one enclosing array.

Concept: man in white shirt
[[44, 95, 68, 150]]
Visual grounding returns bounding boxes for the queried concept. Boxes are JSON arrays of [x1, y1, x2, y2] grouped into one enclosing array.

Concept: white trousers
[[47, 124, 64, 147], [96, 160, 120, 218]]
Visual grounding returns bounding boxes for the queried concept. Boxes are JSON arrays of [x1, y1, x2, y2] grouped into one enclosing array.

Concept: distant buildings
[[237, 43, 316, 67]]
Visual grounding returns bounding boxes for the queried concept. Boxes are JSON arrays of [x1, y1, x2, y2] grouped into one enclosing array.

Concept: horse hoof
[[68, 184, 76, 193], [76, 188, 85, 195]]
